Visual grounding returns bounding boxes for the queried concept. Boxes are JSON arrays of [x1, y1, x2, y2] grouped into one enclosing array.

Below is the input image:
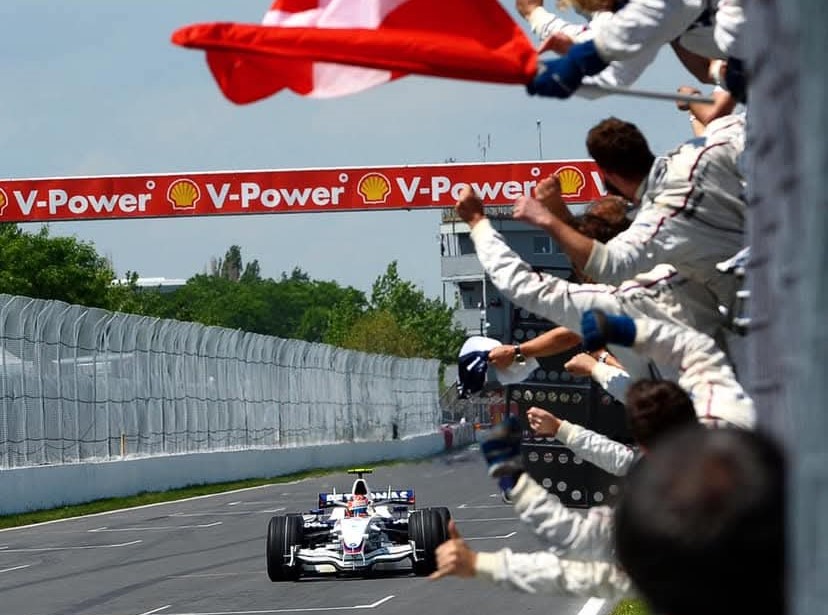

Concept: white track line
[[465, 532, 517, 541], [0, 539, 141, 552], [168, 572, 260, 579], [170, 509, 284, 517], [0, 564, 32, 574], [453, 517, 519, 522], [576, 598, 606, 615], [139, 606, 172, 615], [88, 522, 221, 532], [0, 483, 300, 533], [161, 594, 394, 614]]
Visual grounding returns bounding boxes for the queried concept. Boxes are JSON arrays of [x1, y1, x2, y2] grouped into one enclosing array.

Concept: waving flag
[[172, 0, 537, 104]]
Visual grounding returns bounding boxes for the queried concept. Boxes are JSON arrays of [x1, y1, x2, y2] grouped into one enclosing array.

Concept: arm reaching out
[[580, 309, 756, 429]]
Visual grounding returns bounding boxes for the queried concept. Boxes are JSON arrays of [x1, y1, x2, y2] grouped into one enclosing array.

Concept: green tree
[[105, 270, 170, 316], [262, 274, 365, 342], [166, 274, 270, 331], [340, 310, 425, 357], [220, 245, 243, 281], [0, 224, 115, 307], [324, 291, 369, 347], [369, 261, 466, 363], [240, 259, 261, 283]]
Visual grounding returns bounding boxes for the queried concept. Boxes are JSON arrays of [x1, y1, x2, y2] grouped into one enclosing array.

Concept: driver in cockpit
[[346, 494, 372, 518]]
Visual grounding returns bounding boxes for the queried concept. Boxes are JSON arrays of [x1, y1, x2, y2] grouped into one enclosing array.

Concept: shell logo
[[357, 173, 391, 205], [0, 188, 7, 217], [167, 179, 201, 210], [555, 166, 586, 197]]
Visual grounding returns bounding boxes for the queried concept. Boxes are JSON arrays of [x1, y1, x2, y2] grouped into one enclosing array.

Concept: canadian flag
[[172, 0, 537, 104]]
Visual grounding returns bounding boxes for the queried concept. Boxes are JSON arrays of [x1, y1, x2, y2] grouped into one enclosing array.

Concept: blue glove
[[581, 309, 637, 352], [480, 417, 524, 492], [527, 40, 609, 99]]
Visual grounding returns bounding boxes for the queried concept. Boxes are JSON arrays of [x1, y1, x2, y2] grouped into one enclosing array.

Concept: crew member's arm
[[527, 407, 636, 476], [510, 472, 618, 560], [629, 317, 756, 429], [488, 326, 582, 370], [431, 517, 633, 598], [512, 194, 596, 272], [581, 310, 757, 429], [457, 187, 605, 333], [564, 351, 631, 403]]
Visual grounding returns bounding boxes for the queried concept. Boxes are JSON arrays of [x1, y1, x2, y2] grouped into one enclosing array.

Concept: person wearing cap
[[455, 184, 725, 403], [487, 331, 630, 403], [457, 335, 540, 399]]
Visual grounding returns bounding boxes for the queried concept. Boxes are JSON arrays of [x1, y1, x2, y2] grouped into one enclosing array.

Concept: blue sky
[[0, 1, 699, 299]]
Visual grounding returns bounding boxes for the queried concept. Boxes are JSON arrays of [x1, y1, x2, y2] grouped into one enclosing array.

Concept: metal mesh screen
[[0, 294, 440, 468]]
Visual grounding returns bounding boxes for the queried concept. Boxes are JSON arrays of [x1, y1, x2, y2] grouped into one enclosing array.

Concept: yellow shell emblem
[[556, 167, 586, 197], [357, 173, 391, 205], [167, 179, 201, 210], [0, 188, 7, 216]]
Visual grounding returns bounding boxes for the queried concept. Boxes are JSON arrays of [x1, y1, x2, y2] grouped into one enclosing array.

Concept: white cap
[[458, 336, 539, 385]]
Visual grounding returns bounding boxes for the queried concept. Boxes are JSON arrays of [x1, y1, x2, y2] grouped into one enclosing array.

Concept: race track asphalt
[[0, 447, 613, 615]]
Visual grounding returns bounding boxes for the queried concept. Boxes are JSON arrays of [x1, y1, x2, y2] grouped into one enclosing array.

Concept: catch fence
[[0, 294, 440, 469]]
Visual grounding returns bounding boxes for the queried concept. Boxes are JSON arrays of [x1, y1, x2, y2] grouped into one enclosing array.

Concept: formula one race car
[[266, 469, 451, 581]]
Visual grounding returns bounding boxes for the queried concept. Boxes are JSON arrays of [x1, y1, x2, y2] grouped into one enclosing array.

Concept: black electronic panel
[[507, 297, 634, 509], [509, 383, 591, 428], [590, 389, 633, 444], [586, 463, 625, 507], [522, 443, 591, 508]]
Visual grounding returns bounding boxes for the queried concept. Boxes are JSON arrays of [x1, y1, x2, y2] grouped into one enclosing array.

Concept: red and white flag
[[172, 0, 537, 104]]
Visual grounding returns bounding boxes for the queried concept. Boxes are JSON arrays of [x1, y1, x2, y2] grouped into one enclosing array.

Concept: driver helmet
[[347, 494, 370, 517]]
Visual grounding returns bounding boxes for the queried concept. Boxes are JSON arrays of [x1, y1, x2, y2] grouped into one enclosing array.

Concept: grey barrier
[[0, 294, 441, 469]]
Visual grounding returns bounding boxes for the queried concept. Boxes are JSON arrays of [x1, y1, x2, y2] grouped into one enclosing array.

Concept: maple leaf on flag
[[172, 0, 538, 104]]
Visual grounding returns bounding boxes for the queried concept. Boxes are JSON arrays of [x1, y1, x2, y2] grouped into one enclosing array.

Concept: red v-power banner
[[0, 160, 605, 223]]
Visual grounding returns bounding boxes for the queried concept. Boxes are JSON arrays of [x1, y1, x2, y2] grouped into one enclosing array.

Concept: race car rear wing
[[318, 489, 415, 509]]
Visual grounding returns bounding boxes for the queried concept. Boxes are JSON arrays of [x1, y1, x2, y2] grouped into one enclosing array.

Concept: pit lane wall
[[0, 431, 457, 516]]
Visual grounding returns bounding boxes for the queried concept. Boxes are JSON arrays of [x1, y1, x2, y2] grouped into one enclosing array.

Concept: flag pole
[[536, 120, 543, 159], [579, 84, 716, 105]]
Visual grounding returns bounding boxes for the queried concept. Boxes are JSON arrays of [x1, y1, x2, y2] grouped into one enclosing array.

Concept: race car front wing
[[292, 543, 416, 571]]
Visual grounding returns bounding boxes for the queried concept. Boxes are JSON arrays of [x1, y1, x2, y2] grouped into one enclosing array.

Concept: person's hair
[[556, 0, 613, 13], [586, 117, 655, 178], [571, 196, 631, 243], [624, 380, 697, 448], [615, 427, 786, 615]]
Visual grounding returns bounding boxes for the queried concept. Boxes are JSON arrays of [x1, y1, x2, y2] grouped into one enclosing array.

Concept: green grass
[[0, 458, 422, 530], [609, 599, 650, 615]]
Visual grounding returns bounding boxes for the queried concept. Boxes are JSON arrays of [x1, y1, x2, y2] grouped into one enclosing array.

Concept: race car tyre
[[432, 506, 452, 541], [409, 508, 449, 576], [266, 514, 304, 582]]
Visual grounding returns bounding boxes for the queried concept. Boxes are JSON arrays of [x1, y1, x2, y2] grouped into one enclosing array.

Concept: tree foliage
[[0, 224, 115, 308], [0, 230, 464, 363], [339, 310, 425, 358], [328, 261, 465, 363]]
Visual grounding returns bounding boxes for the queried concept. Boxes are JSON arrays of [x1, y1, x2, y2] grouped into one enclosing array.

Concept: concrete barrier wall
[[0, 433, 446, 516], [449, 423, 476, 447]]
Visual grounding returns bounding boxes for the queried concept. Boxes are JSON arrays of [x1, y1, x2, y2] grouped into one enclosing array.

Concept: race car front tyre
[[266, 514, 304, 582], [409, 508, 449, 576], [432, 506, 452, 541]]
